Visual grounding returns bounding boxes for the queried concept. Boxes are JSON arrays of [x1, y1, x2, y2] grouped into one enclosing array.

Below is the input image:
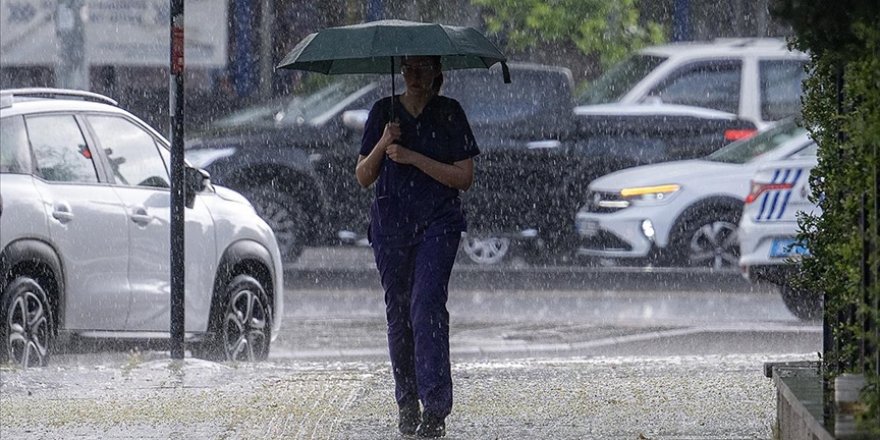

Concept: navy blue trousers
[[372, 232, 460, 419]]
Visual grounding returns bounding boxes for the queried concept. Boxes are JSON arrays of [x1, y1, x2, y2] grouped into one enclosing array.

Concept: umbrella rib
[[442, 27, 457, 64], [369, 26, 383, 66]]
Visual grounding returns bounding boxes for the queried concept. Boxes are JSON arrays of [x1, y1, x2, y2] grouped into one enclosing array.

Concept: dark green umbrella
[[276, 19, 510, 116], [277, 19, 509, 78]]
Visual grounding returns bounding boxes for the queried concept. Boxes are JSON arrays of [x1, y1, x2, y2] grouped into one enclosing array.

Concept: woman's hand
[[385, 145, 474, 191], [379, 122, 401, 151], [385, 144, 419, 165], [356, 122, 401, 188]]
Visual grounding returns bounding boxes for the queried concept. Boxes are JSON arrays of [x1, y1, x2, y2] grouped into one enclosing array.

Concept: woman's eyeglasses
[[401, 64, 436, 75]]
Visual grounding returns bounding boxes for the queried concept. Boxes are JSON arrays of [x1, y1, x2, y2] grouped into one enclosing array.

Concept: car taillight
[[724, 128, 757, 142], [744, 180, 794, 204]]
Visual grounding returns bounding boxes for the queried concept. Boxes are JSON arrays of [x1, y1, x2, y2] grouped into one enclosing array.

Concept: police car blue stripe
[[765, 169, 790, 220], [756, 169, 780, 221], [776, 168, 803, 219]]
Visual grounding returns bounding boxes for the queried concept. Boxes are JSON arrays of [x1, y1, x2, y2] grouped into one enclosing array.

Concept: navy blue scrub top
[[360, 95, 479, 246]]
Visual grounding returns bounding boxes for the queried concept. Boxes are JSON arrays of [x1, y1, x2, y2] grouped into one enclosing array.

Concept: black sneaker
[[398, 402, 421, 436], [415, 413, 445, 438]]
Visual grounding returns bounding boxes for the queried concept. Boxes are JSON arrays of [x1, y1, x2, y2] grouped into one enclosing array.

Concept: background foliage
[[471, 0, 665, 70], [773, 0, 880, 431]]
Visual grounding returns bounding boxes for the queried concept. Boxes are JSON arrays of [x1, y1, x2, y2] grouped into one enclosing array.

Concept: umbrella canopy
[[276, 19, 510, 83]]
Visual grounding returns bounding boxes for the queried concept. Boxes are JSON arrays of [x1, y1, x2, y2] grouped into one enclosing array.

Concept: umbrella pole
[[390, 56, 395, 121]]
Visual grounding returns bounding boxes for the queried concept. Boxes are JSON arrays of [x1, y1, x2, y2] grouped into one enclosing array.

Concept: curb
[[285, 264, 765, 292], [768, 362, 835, 440]]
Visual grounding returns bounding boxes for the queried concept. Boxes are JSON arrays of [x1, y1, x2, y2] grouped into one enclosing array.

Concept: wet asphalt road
[[0, 247, 822, 439], [277, 247, 822, 362]]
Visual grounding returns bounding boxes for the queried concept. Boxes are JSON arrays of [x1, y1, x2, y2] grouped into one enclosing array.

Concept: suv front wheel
[[194, 274, 272, 362], [1, 277, 53, 368]]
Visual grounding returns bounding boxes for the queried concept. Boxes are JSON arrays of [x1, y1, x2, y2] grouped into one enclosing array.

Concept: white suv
[[0, 89, 284, 367], [576, 38, 808, 129]]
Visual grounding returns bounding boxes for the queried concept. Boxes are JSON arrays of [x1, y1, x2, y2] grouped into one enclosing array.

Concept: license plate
[[769, 238, 809, 258], [577, 219, 600, 238]]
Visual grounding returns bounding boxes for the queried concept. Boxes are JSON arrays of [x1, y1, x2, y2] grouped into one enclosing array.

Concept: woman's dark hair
[[432, 72, 444, 94]]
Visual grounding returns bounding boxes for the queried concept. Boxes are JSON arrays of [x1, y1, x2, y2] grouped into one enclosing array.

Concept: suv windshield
[[577, 54, 667, 105], [706, 119, 807, 164], [211, 76, 375, 129]]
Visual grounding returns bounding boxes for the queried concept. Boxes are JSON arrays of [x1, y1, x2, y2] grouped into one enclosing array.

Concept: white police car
[[575, 119, 813, 268], [0, 89, 284, 367], [739, 148, 820, 320]]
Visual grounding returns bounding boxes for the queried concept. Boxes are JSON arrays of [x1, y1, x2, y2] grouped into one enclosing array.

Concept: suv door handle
[[130, 207, 152, 226], [51, 202, 74, 224]]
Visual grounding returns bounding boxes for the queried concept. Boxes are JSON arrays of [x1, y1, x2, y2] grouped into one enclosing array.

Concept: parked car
[[187, 63, 759, 265], [0, 88, 284, 368], [739, 149, 821, 320], [576, 38, 809, 129], [575, 119, 813, 268]]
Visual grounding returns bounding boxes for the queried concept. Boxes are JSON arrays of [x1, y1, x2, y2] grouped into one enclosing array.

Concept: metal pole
[[861, 192, 869, 373], [672, 0, 691, 42], [755, 0, 769, 37], [874, 48, 880, 423], [169, 0, 186, 360], [865, 141, 880, 416], [55, 0, 88, 90], [259, 0, 274, 99], [824, 62, 845, 426], [873, 141, 880, 417], [366, 0, 384, 22], [232, 0, 256, 97]]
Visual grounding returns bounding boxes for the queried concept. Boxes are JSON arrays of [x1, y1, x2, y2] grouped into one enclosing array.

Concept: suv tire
[[194, 274, 272, 362], [1, 277, 53, 368]]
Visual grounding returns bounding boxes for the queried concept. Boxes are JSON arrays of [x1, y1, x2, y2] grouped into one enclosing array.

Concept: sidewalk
[[0, 353, 814, 439]]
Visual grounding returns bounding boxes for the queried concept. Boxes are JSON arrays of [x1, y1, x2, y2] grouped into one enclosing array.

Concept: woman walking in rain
[[355, 55, 478, 438]]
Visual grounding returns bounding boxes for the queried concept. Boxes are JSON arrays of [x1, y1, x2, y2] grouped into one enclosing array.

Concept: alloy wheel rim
[[6, 289, 49, 368], [223, 287, 269, 362], [687, 221, 739, 270], [462, 236, 511, 265]]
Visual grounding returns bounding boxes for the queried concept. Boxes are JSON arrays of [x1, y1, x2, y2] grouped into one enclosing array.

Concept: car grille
[[579, 230, 633, 252], [583, 190, 629, 214]]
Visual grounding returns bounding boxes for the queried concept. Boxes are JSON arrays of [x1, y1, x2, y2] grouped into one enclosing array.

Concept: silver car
[[0, 89, 284, 367]]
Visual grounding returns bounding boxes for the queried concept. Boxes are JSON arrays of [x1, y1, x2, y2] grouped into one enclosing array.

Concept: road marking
[[271, 324, 822, 360]]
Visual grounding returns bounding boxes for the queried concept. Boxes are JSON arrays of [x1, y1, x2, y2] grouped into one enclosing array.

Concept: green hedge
[[773, 0, 880, 431]]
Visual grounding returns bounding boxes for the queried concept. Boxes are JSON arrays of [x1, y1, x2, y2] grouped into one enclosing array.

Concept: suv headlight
[[620, 184, 681, 203]]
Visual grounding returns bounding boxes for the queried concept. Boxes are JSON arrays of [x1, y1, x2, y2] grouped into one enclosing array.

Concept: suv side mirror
[[341, 109, 369, 132], [184, 166, 210, 209]]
